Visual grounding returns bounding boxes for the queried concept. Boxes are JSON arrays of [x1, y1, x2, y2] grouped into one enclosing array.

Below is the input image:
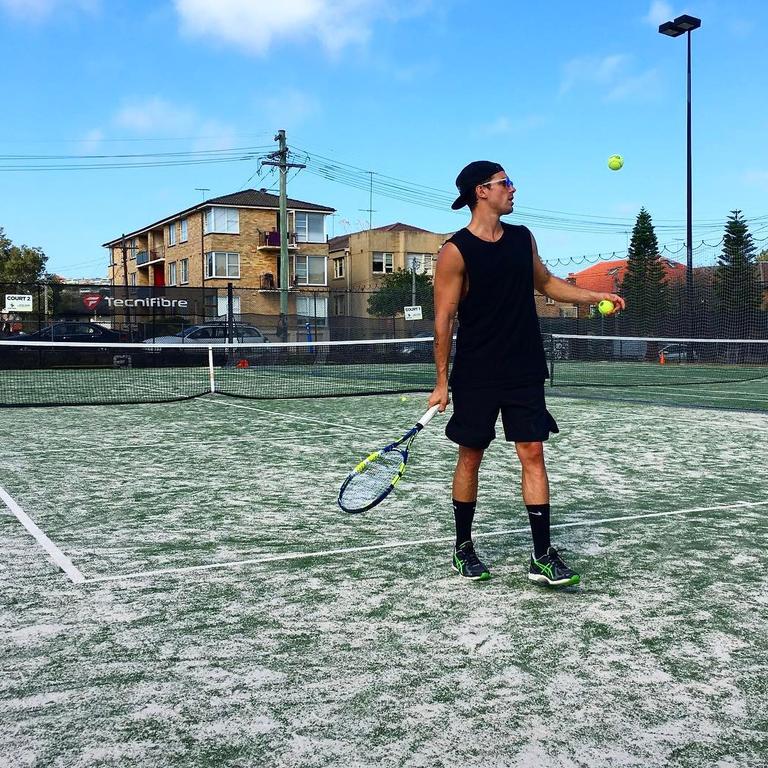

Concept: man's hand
[[596, 293, 626, 314], [428, 383, 450, 413]]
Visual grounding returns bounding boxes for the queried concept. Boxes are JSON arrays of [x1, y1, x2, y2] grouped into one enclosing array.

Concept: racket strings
[[339, 449, 405, 509]]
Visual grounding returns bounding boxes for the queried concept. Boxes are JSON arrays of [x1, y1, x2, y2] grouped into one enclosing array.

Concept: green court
[[2, 390, 767, 766]]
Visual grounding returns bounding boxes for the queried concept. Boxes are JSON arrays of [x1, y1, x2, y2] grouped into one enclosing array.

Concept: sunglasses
[[481, 176, 514, 189]]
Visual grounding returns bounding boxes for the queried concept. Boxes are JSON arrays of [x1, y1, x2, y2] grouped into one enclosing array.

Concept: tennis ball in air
[[598, 299, 615, 316], [400, 396, 408, 402], [608, 155, 624, 171]]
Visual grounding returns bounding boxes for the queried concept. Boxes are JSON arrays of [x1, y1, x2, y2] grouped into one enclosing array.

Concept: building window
[[333, 257, 345, 279], [333, 294, 346, 316], [216, 295, 241, 318], [296, 295, 328, 326], [129, 273, 137, 286], [168, 222, 177, 246], [372, 252, 394, 274], [204, 207, 240, 234], [295, 212, 325, 243], [294, 254, 327, 286], [407, 252, 434, 275], [180, 218, 188, 242], [179, 258, 189, 285], [168, 262, 177, 286], [205, 251, 240, 279]]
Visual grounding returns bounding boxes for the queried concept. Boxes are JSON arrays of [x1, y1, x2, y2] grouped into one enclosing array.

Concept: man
[[429, 161, 625, 586]]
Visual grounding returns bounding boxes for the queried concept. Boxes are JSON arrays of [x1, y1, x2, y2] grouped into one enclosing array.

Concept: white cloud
[[112, 97, 238, 150], [0, 0, 98, 21], [560, 54, 629, 95], [743, 170, 768, 190], [173, 0, 408, 55], [643, 1, 674, 27], [560, 54, 660, 103], [79, 128, 104, 153], [260, 89, 319, 130], [479, 115, 546, 137], [605, 68, 662, 102]]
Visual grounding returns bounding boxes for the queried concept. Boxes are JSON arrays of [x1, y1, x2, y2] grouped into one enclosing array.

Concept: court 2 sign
[[3, 294, 33, 313]]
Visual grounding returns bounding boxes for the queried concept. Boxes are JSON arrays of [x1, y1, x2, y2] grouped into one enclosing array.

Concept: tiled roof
[[102, 188, 334, 246], [327, 222, 445, 253], [206, 189, 334, 213], [567, 258, 686, 293]]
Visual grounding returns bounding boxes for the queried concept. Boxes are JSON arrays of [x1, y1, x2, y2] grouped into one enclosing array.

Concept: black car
[[18, 322, 127, 343]]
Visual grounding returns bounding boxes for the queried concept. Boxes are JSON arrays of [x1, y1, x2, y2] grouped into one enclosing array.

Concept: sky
[[1, 0, 767, 279]]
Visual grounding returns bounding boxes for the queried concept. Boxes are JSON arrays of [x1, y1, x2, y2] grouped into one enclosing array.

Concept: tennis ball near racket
[[608, 155, 624, 171], [598, 299, 615, 315]]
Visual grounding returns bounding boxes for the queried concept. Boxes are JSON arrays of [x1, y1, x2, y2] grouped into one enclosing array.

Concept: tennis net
[[549, 334, 768, 388], [0, 337, 441, 407]]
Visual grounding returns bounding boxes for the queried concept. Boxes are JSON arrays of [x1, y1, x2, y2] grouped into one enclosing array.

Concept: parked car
[[143, 324, 269, 346], [17, 322, 127, 343], [397, 332, 434, 361], [659, 343, 697, 363]]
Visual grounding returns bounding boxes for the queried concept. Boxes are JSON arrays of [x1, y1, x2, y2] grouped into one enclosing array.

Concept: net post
[[208, 346, 215, 393]]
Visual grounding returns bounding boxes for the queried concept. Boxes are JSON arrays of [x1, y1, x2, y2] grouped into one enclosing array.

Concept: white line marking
[[83, 500, 768, 585], [0, 484, 85, 584]]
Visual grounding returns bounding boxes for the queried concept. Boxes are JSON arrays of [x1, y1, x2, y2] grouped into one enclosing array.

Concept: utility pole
[[121, 233, 132, 339], [262, 130, 306, 316]]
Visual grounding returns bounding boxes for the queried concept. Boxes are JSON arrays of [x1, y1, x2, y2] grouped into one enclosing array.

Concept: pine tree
[[619, 208, 668, 336], [714, 211, 761, 337]]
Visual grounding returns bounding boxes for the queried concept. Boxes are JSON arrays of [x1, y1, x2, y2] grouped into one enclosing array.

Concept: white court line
[[83, 500, 768, 585], [0, 484, 85, 584]]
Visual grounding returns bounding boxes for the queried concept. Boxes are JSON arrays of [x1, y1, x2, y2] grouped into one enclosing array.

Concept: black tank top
[[448, 223, 548, 388]]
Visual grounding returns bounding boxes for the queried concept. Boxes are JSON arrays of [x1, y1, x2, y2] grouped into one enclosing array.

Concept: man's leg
[[451, 445, 490, 580], [516, 440, 580, 587]]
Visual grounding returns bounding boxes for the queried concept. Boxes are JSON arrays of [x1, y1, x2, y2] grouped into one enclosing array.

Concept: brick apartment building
[[103, 189, 335, 320]]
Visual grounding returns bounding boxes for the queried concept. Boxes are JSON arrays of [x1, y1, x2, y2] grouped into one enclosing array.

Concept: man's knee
[[515, 441, 545, 467], [457, 445, 484, 473]]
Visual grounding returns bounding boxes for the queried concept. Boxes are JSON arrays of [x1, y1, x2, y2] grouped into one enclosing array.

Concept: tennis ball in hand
[[608, 155, 624, 171], [598, 299, 615, 315]]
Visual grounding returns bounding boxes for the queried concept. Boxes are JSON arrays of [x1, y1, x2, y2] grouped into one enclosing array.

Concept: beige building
[[103, 189, 335, 320], [328, 223, 451, 317]]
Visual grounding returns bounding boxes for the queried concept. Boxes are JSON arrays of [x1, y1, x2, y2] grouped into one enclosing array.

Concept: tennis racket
[[337, 405, 441, 514]]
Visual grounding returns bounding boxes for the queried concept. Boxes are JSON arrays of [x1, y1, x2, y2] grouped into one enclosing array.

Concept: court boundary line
[[83, 500, 768, 586], [0, 484, 85, 584]]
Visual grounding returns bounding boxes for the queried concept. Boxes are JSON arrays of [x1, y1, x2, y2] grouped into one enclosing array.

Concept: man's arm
[[531, 233, 625, 312], [428, 241, 464, 411]]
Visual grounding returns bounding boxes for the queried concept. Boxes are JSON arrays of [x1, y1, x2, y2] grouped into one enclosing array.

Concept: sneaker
[[452, 540, 491, 581], [528, 546, 580, 587]]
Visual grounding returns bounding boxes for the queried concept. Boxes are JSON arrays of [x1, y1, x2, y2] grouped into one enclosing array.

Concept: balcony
[[257, 230, 298, 251], [136, 248, 166, 267]]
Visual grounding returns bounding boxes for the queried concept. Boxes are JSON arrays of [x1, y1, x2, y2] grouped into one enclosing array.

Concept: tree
[[714, 210, 762, 337], [0, 227, 49, 285], [367, 269, 434, 319], [619, 208, 668, 336], [757, 247, 768, 262]]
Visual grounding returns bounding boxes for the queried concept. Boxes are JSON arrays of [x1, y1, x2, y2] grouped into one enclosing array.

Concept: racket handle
[[416, 404, 441, 430]]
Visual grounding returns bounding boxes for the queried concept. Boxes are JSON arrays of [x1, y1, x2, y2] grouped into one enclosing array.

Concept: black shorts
[[445, 384, 559, 450]]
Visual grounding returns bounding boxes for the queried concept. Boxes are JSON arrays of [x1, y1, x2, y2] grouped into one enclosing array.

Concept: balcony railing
[[258, 231, 298, 250], [136, 248, 165, 266]]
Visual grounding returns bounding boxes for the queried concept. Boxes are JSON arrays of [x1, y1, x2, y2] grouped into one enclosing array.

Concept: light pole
[[659, 13, 701, 337]]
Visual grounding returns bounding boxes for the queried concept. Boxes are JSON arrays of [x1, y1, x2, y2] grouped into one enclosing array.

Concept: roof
[[102, 188, 334, 247], [567, 258, 686, 293], [328, 222, 443, 253]]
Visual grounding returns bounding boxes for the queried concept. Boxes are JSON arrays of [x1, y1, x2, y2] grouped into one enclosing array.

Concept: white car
[[143, 324, 269, 345]]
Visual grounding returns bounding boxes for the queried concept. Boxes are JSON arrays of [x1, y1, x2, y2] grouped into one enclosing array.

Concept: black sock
[[452, 499, 477, 547], [526, 503, 551, 559]]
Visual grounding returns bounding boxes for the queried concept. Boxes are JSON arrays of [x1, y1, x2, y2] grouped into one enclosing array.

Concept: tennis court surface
[[2, 390, 767, 766]]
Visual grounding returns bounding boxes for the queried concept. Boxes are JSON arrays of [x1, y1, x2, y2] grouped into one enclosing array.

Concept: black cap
[[451, 160, 505, 210]]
